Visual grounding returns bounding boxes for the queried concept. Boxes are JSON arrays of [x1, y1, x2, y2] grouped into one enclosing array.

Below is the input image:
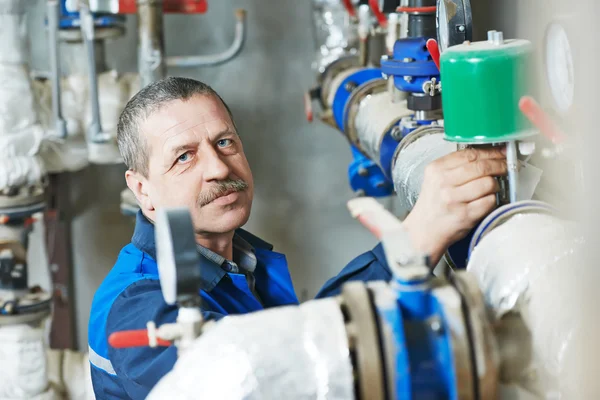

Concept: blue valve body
[[375, 277, 460, 399], [381, 37, 440, 94]]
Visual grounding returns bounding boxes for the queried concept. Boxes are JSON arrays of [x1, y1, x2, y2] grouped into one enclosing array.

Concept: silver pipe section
[[392, 126, 457, 211], [506, 141, 518, 202], [47, 0, 67, 138], [138, 0, 166, 87], [357, 5, 371, 67], [79, 3, 106, 143], [166, 9, 248, 68]]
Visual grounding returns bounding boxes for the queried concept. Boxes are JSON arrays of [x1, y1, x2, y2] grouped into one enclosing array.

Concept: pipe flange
[[58, 26, 126, 43], [450, 272, 500, 399], [468, 200, 558, 257], [320, 55, 361, 108], [343, 78, 389, 149], [0, 290, 52, 326], [390, 124, 446, 172], [339, 282, 386, 400]]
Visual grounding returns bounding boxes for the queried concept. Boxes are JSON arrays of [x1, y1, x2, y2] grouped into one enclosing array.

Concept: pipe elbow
[[166, 9, 247, 68]]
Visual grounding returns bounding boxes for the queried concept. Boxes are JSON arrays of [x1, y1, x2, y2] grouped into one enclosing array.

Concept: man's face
[[130, 95, 254, 235]]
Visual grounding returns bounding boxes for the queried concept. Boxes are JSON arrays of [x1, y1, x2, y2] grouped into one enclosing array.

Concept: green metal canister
[[441, 32, 536, 143]]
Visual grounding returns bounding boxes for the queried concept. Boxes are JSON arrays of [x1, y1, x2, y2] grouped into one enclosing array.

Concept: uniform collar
[[131, 211, 273, 292]]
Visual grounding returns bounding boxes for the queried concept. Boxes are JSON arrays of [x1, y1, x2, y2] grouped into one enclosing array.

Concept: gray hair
[[117, 77, 235, 177]]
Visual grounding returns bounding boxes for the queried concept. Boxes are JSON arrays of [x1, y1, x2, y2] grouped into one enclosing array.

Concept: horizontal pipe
[[166, 9, 247, 68]]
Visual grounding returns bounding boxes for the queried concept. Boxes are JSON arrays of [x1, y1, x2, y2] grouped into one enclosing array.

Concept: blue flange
[[348, 146, 394, 197], [379, 126, 400, 180], [385, 277, 459, 399], [381, 37, 440, 94], [332, 68, 383, 131]]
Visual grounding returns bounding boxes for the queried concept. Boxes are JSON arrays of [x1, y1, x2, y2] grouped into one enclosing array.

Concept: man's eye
[[177, 152, 191, 163], [217, 139, 233, 148]]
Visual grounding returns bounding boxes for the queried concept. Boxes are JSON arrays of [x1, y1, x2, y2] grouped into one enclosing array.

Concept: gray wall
[[28, 0, 381, 350]]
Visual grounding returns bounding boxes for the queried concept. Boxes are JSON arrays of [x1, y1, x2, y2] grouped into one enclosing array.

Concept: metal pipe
[[138, 0, 166, 87], [357, 5, 371, 67], [166, 9, 248, 68], [79, 3, 106, 143], [47, 0, 67, 138], [506, 141, 518, 202]]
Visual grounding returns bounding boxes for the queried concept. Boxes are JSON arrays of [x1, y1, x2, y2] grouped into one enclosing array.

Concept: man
[[89, 77, 506, 399]]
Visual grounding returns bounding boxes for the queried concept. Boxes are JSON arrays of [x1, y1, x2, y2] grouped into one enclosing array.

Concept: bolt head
[[458, 25, 466, 32], [404, 76, 413, 83], [358, 167, 369, 177]]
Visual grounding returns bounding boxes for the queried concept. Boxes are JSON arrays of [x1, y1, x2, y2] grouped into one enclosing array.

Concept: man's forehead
[[141, 96, 233, 139]]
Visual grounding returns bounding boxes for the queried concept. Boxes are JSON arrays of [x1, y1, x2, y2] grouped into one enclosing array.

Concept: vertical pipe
[[137, 0, 166, 88], [357, 5, 371, 67], [506, 141, 518, 202], [79, 4, 105, 143], [47, 0, 67, 138]]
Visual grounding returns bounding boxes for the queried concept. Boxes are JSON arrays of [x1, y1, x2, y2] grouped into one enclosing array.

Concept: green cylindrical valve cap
[[441, 32, 536, 143]]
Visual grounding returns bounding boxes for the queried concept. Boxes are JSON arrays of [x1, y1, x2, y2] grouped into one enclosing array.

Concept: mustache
[[197, 179, 249, 207]]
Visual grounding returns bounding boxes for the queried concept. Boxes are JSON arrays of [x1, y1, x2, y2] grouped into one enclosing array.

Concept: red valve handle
[[118, 0, 208, 14], [304, 92, 314, 123], [108, 330, 172, 348], [342, 0, 356, 18], [369, 0, 388, 28], [426, 38, 441, 71], [519, 96, 566, 145], [397, 6, 437, 13]]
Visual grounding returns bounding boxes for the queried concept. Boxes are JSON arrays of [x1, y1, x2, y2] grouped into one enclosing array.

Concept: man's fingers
[[445, 159, 507, 186], [466, 193, 497, 222], [444, 176, 499, 204], [434, 147, 507, 170]]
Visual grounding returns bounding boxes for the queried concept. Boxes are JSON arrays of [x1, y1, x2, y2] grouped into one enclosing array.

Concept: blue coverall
[[88, 212, 301, 399], [88, 211, 394, 398]]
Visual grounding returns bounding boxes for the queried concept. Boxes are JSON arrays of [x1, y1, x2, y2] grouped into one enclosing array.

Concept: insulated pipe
[[79, 3, 107, 143], [391, 126, 456, 210], [146, 299, 354, 400], [47, 0, 67, 139], [166, 9, 247, 68], [467, 203, 584, 397]]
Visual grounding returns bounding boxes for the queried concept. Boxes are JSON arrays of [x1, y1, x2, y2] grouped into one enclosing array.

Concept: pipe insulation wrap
[[147, 298, 354, 400], [311, 0, 359, 73], [467, 213, 584, 396], [0, 156, 45, 191], [354, 91, 411, 162], [392, 130, 456, 211], [0, 322, 57, 400]]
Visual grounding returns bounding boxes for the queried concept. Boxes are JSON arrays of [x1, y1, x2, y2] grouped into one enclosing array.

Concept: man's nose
[[201, 145, 231, 181]]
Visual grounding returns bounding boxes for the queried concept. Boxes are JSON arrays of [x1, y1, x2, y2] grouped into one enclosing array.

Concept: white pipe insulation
[[392, 127, 456, 211], [0, 0, 46, 192], [467, 211, 584, 398], [147, 298, 354, 400]]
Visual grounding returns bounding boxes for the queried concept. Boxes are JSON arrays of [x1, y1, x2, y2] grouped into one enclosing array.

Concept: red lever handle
[[369, 0, 388, 28], [118, 0, 208, 14], [109, 330, 172, 348], [426, 39, 441, 71], [519, 96, 566, 145], [342, 0, 356, 18], [304, 92, 314, 123]]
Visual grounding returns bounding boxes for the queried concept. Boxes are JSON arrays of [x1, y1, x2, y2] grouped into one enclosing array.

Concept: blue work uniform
[[315, 242, 392, 298], [88, 211, 299, 399]]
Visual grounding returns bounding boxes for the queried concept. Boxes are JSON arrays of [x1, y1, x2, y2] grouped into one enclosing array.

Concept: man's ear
[[125, 170, 155, 212]]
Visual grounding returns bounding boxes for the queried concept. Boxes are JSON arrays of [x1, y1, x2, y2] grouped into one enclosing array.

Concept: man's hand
[[402, 147, 507, 265]]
